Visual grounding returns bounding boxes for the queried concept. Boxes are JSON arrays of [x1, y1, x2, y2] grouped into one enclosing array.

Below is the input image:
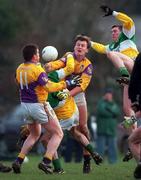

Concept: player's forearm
[[69, 86, 83, 97], [63, 55, 75, 76], [91, 41, 107, 54], [113, 11, 134, 28], [80, 73, 92, 91], [44, 80, 66, 93], [44, 60, 65, 72], [56, 55, 75, 79]]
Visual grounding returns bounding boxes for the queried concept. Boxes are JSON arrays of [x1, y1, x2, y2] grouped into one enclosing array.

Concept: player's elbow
[[107, 51, 114, 59], [65, 66, 74, 75]]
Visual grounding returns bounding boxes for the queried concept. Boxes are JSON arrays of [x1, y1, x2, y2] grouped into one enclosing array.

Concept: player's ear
[[86, 48, 89, 53]]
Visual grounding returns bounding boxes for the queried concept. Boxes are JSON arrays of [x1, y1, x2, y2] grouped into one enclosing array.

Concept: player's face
[[104, 93, 113, 101], [74, 40, 88, 58], [111, 27, 121, 42], [33, 48, 40, 62]]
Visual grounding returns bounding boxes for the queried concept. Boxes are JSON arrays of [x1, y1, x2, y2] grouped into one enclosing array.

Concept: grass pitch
[[0, 155, 136, 180]]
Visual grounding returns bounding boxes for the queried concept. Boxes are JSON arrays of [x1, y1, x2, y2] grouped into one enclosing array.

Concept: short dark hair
[[22, 44, 38, 62], [111, 25, 122, 31], [104, 88, 113, 94], [74, 34, 91, 49]]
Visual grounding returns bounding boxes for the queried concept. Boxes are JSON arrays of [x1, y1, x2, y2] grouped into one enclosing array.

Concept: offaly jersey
[[91, 11, 139, 60], [45, 53, 93, 91], [48, 71, 76, 120], [16, 62, 66, 103]]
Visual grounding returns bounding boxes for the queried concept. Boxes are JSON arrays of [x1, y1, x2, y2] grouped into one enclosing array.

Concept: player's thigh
[[117, 52, 134, 72], [77, 104, 88, 127], [74, 92, 87, 126], [28, 123, 41, 137], [42, 115, 63, 136], [128, 127, 141, 144], [40, 131, 51, 144]]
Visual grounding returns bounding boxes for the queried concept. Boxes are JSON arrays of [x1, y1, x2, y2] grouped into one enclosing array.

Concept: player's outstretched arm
[[100, 5, 134, 34], [91, 41, 107, 54], [100, 5, 113, 16]]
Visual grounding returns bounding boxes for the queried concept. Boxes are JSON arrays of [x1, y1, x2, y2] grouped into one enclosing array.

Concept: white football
[[42, 46, 58, 62]]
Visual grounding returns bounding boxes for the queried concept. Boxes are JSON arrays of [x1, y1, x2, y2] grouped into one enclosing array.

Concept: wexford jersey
[[91, 11, 139, 60], [16, 62, 66, 103], [48, 71, 76, 120], [45, 53, 93, 91]]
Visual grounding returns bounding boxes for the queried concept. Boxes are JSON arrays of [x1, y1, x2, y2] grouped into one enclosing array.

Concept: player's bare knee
[[128, 134, 136, 145], [80, 125, 89, 138], [123, 106, 131, 116], [107, 51, 114, 59], [74, 131, 81, 140], [56, 128, 64, 140], [80, 125, 88, 133], [30, 134, 40, 142]]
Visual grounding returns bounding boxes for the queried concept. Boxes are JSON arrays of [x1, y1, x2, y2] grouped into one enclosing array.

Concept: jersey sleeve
[[36, 65, 49, 85], [44, 80, 66, 93], [36, 65, 66, 93], [37, 72, 49, 86], [44, 60, 65, 72], [91, 41, 108, 54], [113, 11, 135, 38], [80, 64, 93, 91], [56, 54, 75, 79]]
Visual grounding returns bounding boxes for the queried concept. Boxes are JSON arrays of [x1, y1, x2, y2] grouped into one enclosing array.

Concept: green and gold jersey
[[91, 11, 139, 60]]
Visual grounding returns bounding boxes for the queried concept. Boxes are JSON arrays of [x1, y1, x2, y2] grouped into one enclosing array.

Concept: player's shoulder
[[85, 57, 92, 65], [63, 52, 73, 57], [32, 63, 45, 75], [17, 63, 24, 68], [60, 52, 73, 63]]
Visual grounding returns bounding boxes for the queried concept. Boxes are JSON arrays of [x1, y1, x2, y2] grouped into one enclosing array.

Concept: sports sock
[[83, 154, 91, 161], [43, 157, 52, 165], [16, 153, 25, 164], [119, 67, 129, 77], [52, 159, 62, 170], [85, 144, 95, 155]]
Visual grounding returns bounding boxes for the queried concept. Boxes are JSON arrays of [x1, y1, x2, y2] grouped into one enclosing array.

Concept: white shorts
[[21, 102, 50, 124], [74, 92, 86, 106], [59, 106, 79, 131]]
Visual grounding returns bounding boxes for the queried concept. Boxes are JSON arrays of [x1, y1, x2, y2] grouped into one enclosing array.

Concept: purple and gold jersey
[[16, 62, 66, 103], [45, 53, 93, 91], [73, 57, 93, 91]]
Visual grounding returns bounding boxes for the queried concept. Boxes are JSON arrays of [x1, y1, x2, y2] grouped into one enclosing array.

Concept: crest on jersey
[[85, 65, 93, 75], [42, 77, 48, 83], [80, 64, 85, 72]]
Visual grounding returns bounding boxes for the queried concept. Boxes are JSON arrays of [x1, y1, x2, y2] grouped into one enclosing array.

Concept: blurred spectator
[[88, 115, 97, 143], [96, 88, 120, 164]]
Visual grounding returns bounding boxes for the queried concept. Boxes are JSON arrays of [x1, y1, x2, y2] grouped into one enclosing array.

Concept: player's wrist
[[67, 54, 73, 58], [90, 41, 94, 47], [113, 11, 118, 16]]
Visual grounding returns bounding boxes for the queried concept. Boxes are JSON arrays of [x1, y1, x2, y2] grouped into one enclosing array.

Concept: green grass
[[0, 155, 137, 180]]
